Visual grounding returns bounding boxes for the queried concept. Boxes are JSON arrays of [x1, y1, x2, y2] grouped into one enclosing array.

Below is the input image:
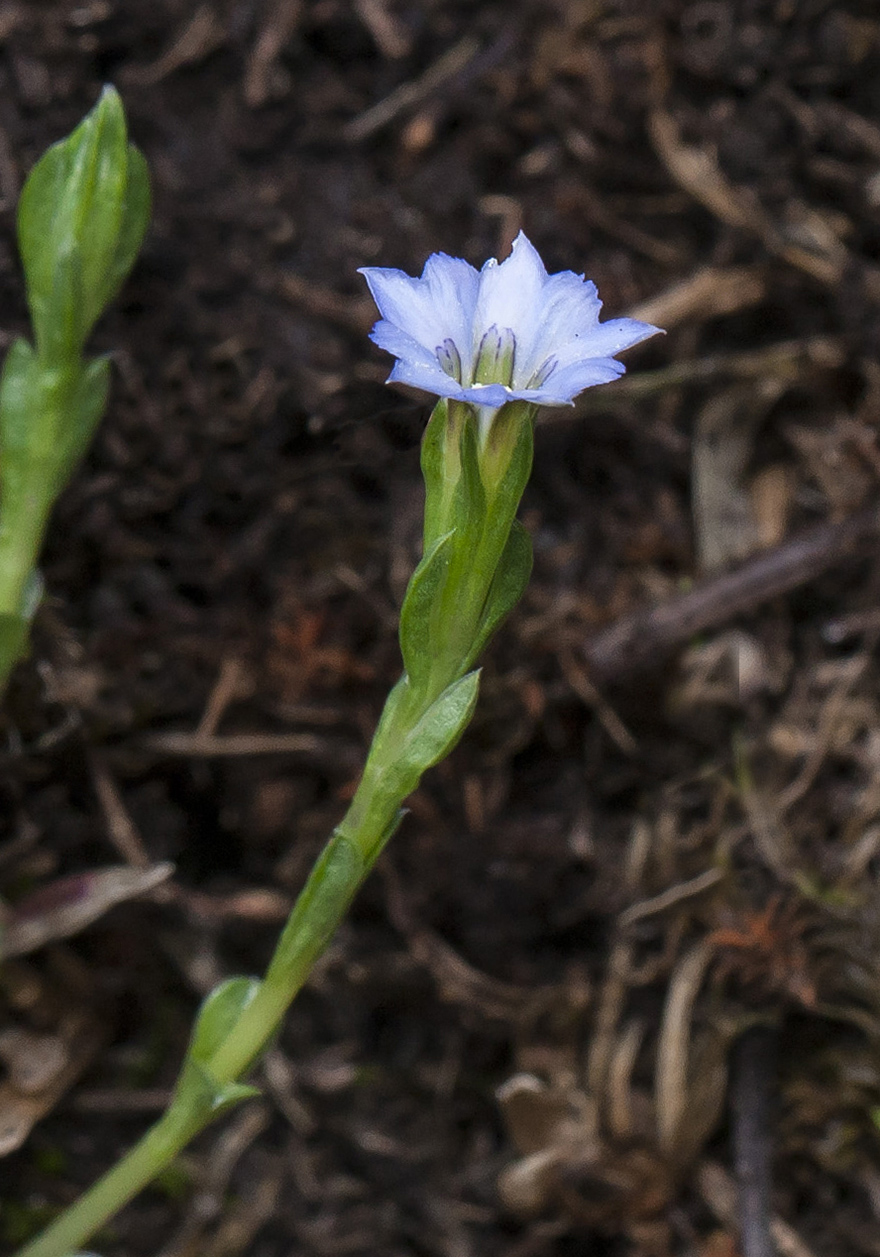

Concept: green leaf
[[98, 143, 151, 315], [378, 670, 481, 808], [0, 569, 44, 670], [0, 344, 110, 500], [17, 85, 150, 357], [188, 977, 262, 1069], [351, 674, 481, 851], [0, 611, 31, 676], [420, 400, 487, 557], [266, 830, 367, 982], [368, 672, 408, 752], [408, 669, 480, 768], [174, 1060, 260, 1124], [56, 356, 111, 493], [0, 344, 66, 609], [168, 978, 262, 1132], [398, 530, 453, 687], [467, 518, 533, 667], [0, 338, 41, 451]]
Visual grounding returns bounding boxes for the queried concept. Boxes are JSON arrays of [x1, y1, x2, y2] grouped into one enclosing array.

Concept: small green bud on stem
[[18, 85, 150, 360], [0, 86, 149, 690]]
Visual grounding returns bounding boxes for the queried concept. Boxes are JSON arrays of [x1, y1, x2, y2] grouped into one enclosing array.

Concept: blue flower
[[359, 232, 661, 411]]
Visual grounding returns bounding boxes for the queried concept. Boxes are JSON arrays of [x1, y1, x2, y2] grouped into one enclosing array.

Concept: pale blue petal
[[387, 357, 471, 400], [358, 254, 479, 358], [369, 319, 444, 372], [371, 321, 514, 405], [374, 319, 510, 404], [360, 233, 662, 409], [474, 232, 548, 364], [388, 362, 508, 408], [387, 347, 510, 405], [548, 317, 662, 372], [358, 267, 445, 355], [533, 356, 627, 402], [421, 253, 481, 354], [540, 268, 602, 320], [536, 269, 602, 327], [457, 381, 511, 407], [494, 387, 562, 404], [512, 271, 603, 382]]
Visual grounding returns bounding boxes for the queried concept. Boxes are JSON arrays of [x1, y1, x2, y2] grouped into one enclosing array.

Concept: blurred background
[[2, 3, 880, 1255]]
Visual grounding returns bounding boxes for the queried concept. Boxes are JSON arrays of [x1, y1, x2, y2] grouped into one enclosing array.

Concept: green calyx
[[400, 397, 534, 705]]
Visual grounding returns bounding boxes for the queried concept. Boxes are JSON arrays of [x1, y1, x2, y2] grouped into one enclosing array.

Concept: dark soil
[[3, 2, 880, 1256]]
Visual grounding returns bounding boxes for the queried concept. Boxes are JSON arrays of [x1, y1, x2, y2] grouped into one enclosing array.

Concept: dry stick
[[583, 503, 880, 682], [342, 35, 481, 142], [699, 1161, 818, 1257], [732, 1025, 778, 1257], [343, 24, 518, 142]]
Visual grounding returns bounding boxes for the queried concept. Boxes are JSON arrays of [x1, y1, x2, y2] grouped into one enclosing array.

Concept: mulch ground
[[3, 3, 880, 1255]]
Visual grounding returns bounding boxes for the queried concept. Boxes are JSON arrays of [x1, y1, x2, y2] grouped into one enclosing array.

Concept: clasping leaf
[[168, 978, 262, 1135]]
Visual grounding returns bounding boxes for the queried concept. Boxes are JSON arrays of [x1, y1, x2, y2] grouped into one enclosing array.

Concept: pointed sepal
[[399, 530, 453, 689], [466, 518, 533, 668]]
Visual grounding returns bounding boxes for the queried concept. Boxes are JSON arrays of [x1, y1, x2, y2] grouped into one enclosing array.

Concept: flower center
[[472, 325, 516, 388], [435, 326, 518, 391]]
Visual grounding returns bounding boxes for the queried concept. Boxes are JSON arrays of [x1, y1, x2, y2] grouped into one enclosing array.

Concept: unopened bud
[[17, 85, 150, 360]]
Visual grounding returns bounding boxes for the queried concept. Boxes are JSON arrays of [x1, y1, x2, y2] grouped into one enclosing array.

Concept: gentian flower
[[359, 232, 661, 412]]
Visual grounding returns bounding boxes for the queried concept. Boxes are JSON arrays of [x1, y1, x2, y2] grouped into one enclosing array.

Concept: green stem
[[0, 354, 85, 690], [208, 828, 372, 1081], [0, 480, 53, 616], [16, 399, 533, 1257], [0, 473, 55, 693], [16, 1109, 200, 1257], [15, 708, 413, 1257]]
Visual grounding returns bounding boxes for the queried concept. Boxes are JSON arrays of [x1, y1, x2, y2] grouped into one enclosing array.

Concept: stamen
[[436, 338, 462, 382], [527, 355, 557, 389]]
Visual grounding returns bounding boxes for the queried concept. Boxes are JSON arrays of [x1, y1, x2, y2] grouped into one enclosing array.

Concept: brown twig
[[88, 751, 151, 869], [343, 25, 518, 142], [700, 1161, 818, 1257], [583, 504, 880, 682], [142, 730, 346, 757], [732, 1025, 777, 1257], [342, 35, 481, 142]]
